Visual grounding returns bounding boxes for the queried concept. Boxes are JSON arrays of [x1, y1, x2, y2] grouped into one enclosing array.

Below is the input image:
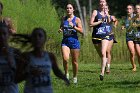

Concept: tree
[[75, 0, 86, 35]]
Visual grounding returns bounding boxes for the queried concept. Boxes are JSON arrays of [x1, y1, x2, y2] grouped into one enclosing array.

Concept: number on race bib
[[96, 27, 106, 34], [64, 29, 73, 36], [106, 26, 111, 33], [31, 75, 50, 86]]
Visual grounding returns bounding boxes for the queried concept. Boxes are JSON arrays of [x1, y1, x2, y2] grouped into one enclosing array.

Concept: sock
[[107, 64, 110, 68]]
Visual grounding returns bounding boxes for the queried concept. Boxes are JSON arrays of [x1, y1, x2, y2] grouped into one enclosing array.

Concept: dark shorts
[[126, 37, 134, 42], [126, 32, 135, 42], [92, 35, 116, 44], [61, 37, 80, 49], [134, 41, 140, 44], [127, 40, 140, 44], [134, 39, 140, 44]]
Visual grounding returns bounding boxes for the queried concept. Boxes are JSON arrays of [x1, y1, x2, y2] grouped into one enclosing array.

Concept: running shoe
[[73, 77, 77, 84], [99, 75, 104, 81]]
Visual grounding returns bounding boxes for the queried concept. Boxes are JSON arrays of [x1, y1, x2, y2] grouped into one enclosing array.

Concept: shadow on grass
[[82, 80, 140, 89], [78, 69, 98, 73]]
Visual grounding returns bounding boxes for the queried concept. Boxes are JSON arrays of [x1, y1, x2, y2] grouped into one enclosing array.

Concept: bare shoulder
[[92, 10, 98, 16], [90, 10, 97, 21], [75, 17, 81, 21], [111, 15, 115, 19], [111, 15, 117, 21], [93, 10, 97, 13], [75, 17, 82, 24], [3, 17, 12, 22], [3, 17, 13, 26]]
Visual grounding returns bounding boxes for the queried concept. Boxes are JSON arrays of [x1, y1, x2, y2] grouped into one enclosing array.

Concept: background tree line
[[52, 0, 139, 18], [1, 0, 139, 64]]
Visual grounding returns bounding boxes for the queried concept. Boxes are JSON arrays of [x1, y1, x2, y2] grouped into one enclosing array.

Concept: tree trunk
[[83, 6, 87, 35], [89, 0, 92, 17], [75, 0, 86, 35]]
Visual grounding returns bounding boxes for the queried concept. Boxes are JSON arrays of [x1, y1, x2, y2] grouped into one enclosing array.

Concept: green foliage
[[53, 0, 138, 18], [1, 1, 138, 92], [52, 63, 140, 93], [19, 63, 140, 93], [1, 0, 131, 63], [1, 0, 62, 52]]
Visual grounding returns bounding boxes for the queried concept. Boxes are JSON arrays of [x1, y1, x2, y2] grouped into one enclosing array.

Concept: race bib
[[29, 65, 51, 86], [31, 74, 50, 86], [63, 28, 73, 36], [106, 25, 112, 33], [96, 27, 106, 35], [63, 25, 75, 36]]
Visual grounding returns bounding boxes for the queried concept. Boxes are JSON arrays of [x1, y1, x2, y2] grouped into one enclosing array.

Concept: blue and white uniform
[[92, 10, 113, 44], [61, 16, 80, 49], [106, 16, 117, 43], [24, 52, 53, 93], [0, 47, 18, 93]]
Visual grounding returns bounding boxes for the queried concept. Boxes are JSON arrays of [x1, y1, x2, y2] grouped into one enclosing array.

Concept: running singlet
[[25, 52, 52, 87], [105, 16, 113, 34], [92, 10, 111, 38], [0, 48, 16, 86], [125, 14, 135, 40], [63, 16, 78, 39], [134, 20, 140, 41]]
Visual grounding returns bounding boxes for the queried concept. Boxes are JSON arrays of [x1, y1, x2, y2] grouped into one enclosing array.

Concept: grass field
[[18, 62, 140, 93], [50, 63, 140, 93]]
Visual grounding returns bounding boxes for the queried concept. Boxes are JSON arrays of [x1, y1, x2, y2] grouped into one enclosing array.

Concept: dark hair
[[99, 0, 107, 2], [12, 27, 47, 48], [105, 4, 109, 9], [127, 4, 134, 10], [66, 2, 76, 10], [31, 27, 46, 40], [0, 23, 10, 34], [135, 3, 140, 7], [0, 2, 3, 9], [0, 2, 3, 15]]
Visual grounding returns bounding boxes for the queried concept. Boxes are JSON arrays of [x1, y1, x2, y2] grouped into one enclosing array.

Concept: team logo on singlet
[[63, 25, 75, 36]]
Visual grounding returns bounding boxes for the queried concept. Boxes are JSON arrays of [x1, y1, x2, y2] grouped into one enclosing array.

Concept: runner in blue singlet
[[59, 3, 83, 84], [90, 0, 118, 81], [15, 28, 70, 93], [0, 24, 20, 93], [103, 4, 118, 74]]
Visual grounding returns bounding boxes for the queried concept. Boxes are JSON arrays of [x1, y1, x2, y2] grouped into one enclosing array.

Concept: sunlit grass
[[51, 63, 140, 93], [19, 63, 140, 93], [1, 1, 139, 93]]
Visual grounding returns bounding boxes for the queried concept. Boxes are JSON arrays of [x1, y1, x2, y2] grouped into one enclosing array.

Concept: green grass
[[1, 1, 139, 92], [18, 62, 140, 93], [50, 63, 140, 93]]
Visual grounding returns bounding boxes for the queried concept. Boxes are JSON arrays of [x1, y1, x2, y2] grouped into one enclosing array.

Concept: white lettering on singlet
[[96, 27, 106, 34]]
